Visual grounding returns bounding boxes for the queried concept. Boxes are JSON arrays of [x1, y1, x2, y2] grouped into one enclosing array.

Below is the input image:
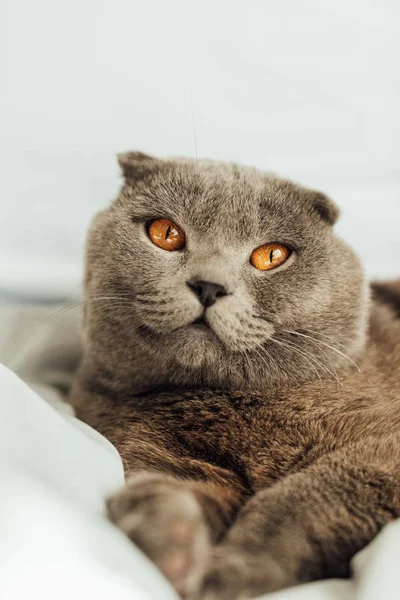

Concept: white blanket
[[1, 305, 400, 599]]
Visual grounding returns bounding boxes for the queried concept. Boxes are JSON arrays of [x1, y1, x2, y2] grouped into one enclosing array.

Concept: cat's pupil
[[269, 249, 274, 263], [165, 225, 171, 240]]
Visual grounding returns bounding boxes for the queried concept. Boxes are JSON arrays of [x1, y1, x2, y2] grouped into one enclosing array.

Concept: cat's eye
[[250, 243, 291, 271], [147, 218, 186, 251]]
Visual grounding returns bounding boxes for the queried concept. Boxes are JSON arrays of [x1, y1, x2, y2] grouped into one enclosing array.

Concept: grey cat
[[70, 152, 400, 599]]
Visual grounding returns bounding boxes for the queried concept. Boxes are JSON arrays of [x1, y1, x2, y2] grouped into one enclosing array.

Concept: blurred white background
[[1, 0, 399, 300]]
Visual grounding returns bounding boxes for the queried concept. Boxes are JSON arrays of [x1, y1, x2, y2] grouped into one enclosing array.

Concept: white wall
[[1, 0, 399, 299]]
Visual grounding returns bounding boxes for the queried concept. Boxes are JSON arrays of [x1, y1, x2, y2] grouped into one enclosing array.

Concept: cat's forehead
[[125, 160, 324, 244]]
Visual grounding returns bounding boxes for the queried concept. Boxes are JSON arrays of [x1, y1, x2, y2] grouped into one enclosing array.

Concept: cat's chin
[[169, 323, 224, 368]]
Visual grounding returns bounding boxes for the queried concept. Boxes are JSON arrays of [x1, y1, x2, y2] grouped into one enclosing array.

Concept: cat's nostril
[[187, 280, 228, 308]]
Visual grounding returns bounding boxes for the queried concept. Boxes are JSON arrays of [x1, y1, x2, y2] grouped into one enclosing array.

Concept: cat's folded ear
[[308, 191, 340, 226], [117, 151, 161, 181]]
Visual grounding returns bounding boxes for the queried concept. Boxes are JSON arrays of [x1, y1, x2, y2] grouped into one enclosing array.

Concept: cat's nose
[[187, 280, 228, 308]]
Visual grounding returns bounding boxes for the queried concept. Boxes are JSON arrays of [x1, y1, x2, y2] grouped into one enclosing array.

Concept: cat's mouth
[[186, 313, 218, 339], [191, 315, 211, 330]]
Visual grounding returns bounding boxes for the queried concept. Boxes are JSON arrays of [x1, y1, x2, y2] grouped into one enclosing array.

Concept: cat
[[69, 151, 400, 600]]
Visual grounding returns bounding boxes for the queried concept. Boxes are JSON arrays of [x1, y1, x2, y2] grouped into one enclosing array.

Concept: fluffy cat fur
[[69, 152, 400, 599]]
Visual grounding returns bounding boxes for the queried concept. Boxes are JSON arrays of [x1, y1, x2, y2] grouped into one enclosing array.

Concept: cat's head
[[82, 152, 368, 392]]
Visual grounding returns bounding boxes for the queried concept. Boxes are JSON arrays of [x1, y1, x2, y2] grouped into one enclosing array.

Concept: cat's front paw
[[107, 473, 211, 598], [199, 547, 289, 600]]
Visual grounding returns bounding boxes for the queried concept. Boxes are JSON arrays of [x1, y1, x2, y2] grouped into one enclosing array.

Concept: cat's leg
[[107, 457, 245, 598], [200, 437, 400, 600]]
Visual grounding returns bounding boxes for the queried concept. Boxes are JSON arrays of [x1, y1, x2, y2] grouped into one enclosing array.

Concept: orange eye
[[147, 218, 186, 251], [250, 243, 291, 271]]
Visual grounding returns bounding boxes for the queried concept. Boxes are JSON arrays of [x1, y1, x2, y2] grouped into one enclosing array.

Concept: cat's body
[[70, 153, 400, 599]]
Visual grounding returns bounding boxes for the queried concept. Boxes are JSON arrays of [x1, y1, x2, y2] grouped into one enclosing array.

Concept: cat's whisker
[[87, 304, 140, 319], [132, 296, 170, 306], [280, 332, 344, 385], [285, 330, 361, 373], [82, 294, 132, 300], [298, 327, 353, 353], [270, 337, 325, 387], [282, 334, 345, 388], [250, 344, 275, 380], [253, 314, 354, 369], [278, 333, 345, 388], [42, 302, 82, 320], [240, 348, 252, 383], [89, 307, 141, 340], [253, 313, 279, 326]]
